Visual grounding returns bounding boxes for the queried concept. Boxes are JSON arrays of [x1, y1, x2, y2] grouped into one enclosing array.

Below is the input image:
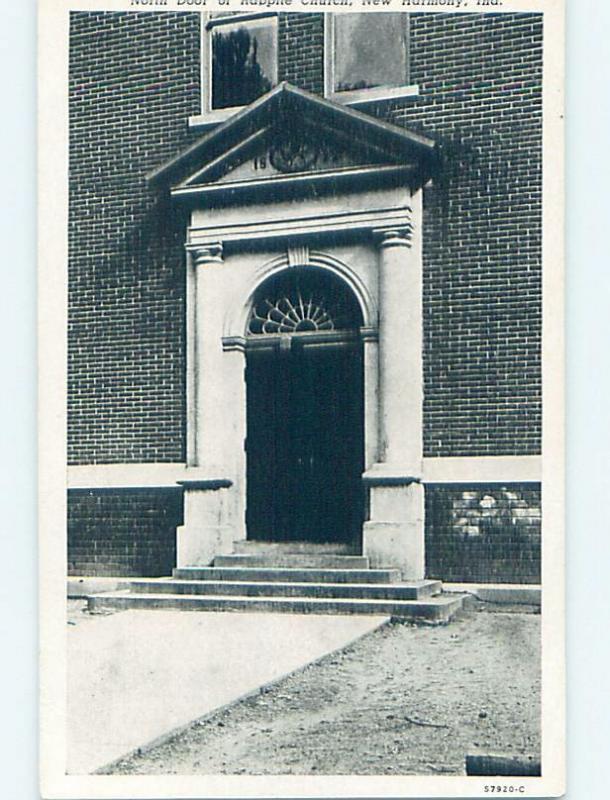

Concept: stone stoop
[[86, 550, 466, 624], [213, 554, 371, 569]]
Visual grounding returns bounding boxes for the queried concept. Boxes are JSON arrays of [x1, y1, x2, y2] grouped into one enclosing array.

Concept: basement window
[[206, 13, 278, 112], [325, 13, 416, 106]]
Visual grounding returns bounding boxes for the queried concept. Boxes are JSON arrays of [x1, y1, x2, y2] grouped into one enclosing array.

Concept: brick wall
[[68, 489, 183, 576], [404, 13, 543, 456], [68, 11, 202, 464], [68, 11, 542, 464], [278, 14, 325, 94], [425, 484, 541, 584]]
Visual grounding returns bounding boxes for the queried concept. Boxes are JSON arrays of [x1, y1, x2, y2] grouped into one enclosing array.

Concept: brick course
[[425, 484, 541, 584], [68, 488, 182, 577], [278, 14, 325, 94]]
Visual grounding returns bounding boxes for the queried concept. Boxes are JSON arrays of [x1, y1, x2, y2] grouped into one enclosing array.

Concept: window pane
[[211, 18, 277, 110], [333, 13, 407, 93]]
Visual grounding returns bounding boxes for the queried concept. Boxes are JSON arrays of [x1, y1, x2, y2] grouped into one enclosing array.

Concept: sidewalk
[[67, 606, 387, 774]]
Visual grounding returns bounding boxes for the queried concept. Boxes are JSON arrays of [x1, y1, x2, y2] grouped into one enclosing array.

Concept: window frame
[[189, 12, 419, 130], [323, 13, 418, 107], [200, 12, 279, 122]]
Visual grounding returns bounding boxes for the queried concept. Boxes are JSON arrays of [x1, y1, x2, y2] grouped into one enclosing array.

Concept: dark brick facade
[[278, 13, 325, 95], [68, 12, 201, 464], [425, 484, 541, 584], [68, 489, 183, 577], [68, 12, 543, 580], [405, 14, 543, 457], [68, 11, 542, 463]]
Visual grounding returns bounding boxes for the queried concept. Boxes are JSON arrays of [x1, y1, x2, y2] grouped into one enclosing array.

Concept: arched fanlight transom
[[247, 267, 363, 336]]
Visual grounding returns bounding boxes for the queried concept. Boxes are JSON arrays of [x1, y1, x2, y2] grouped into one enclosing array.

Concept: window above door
[[200, 13, 279, 122], [324, 13, 418, 107], [190, 12, 418, 129]]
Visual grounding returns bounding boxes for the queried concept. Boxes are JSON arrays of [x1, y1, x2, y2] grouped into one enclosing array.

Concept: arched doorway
[[245, 267, 365, 548]]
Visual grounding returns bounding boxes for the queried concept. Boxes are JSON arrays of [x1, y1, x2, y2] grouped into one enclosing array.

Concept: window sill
[[330, 84, 420, 107], [188, 85, 420, 130], [188, 106, 244, 130]]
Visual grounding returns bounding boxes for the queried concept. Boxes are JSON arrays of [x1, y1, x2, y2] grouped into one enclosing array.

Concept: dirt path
[[104, 608, 540, 776]]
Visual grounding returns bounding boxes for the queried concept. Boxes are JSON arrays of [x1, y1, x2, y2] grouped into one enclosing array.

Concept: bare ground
[[101, 605, 540, 776]]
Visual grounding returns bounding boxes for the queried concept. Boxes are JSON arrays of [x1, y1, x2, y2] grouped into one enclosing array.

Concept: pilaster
[[363, 192, 425, 578], [178, 240, 240, 567]]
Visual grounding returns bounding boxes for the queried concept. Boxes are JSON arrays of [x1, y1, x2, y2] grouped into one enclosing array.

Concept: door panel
[[246, 341, 364, 544]]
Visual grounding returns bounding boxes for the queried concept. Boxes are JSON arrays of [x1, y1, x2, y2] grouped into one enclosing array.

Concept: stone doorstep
[[173, 566, 402, 583], [86, 591, 466, 623], [67, 576, 135, 598], [213, 553, 371, 569], [443, 582, 541, 606], [231, 540, 358, 555], [69, 577, 539, 606], [124, 578, 443, 601]]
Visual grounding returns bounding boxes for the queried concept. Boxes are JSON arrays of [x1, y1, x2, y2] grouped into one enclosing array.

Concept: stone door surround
[[149, 83, 437, 577]]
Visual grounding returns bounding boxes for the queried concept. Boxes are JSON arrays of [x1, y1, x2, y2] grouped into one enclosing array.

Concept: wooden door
[[246, 340, 364, 545]]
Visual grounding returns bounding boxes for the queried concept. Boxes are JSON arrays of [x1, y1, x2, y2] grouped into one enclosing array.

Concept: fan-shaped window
[[247, 267, 363, 336]]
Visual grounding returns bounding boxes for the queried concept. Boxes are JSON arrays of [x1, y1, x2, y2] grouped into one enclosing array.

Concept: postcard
[[39, 1, 565, 796]]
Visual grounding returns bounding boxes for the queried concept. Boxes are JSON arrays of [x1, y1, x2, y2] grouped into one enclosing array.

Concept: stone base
[[363, 521, 425, 580], [177, 480, 236, 567], [362, 476, 425, 579], [176, 524, 234, 568]]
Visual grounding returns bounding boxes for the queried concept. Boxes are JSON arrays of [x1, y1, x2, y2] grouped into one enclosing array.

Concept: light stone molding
[[223, 250, 377, 340], [187, 203, 413, 247], [68, 464, 202, 489], [173, 165, 415, 201], [422, 455, 542, 484], [67, 456, 542, 489]]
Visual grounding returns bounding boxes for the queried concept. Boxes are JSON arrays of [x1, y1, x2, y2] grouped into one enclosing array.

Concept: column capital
[[191, 242, 223, 266], [373, 227, 413, 249]]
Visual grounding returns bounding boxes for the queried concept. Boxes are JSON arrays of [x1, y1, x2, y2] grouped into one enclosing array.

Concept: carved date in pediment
[[268, 138, 347, 174], [212, 129, 389, 185]]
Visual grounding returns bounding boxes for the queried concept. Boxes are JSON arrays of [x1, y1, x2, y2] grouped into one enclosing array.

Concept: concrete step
[[213, 554, 370, 569], [231, 541, 357, 555], [172, 566, 400, 583], [127, 578, 443, 601], [87, 591, 465, 623]]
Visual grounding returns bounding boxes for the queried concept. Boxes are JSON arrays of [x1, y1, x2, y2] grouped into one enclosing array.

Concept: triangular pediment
[[148, 83, 437, 194], [183, 122, 399, 188]]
